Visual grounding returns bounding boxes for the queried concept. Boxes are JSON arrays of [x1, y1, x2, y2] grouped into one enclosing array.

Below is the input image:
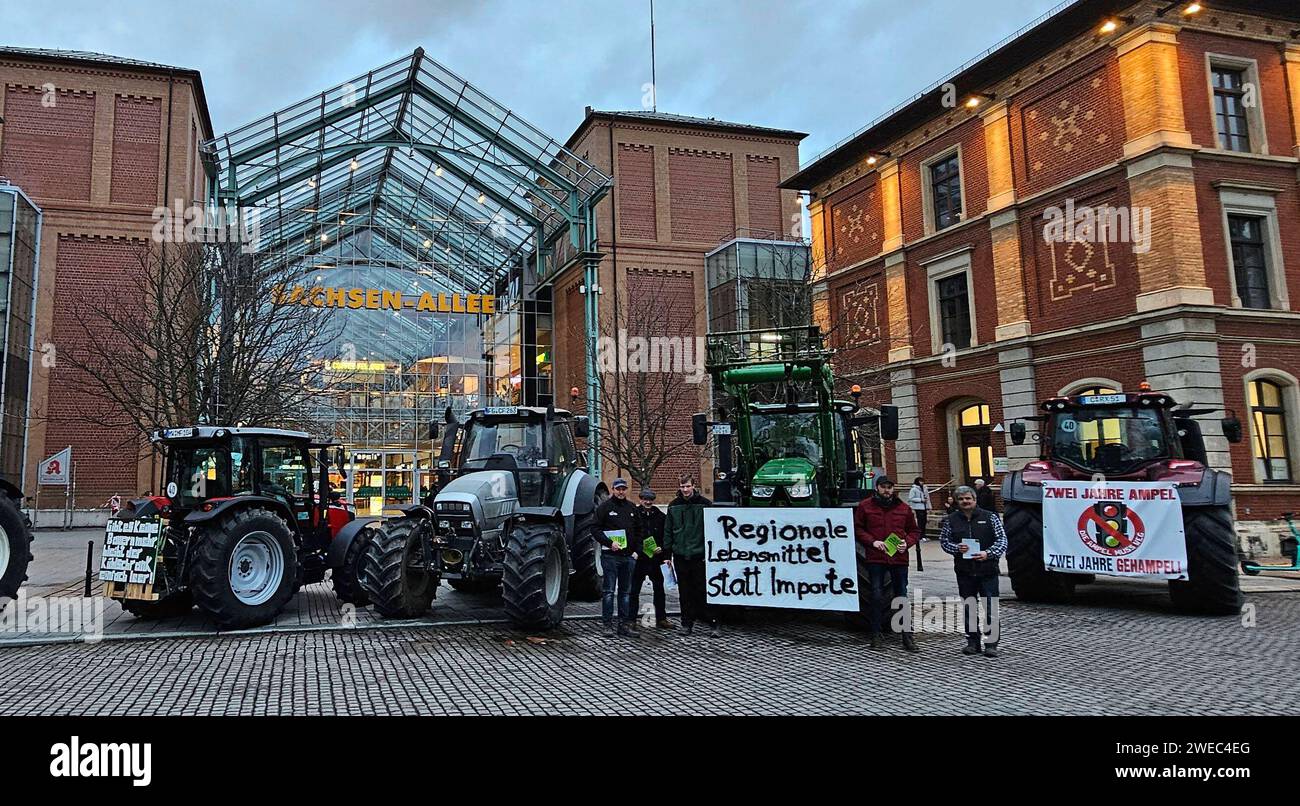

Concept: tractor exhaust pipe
[[441, 548, 464, 568]]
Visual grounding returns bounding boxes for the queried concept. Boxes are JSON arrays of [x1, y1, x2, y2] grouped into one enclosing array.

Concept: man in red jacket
[[853, 476, 921, 651]]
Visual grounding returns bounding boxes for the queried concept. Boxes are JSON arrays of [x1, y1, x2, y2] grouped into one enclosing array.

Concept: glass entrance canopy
[[203, 48, 610, 453]]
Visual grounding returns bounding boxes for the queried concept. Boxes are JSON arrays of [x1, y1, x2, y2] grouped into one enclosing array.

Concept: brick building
[[784, 0, 1300, 540], [550, 109, 805, 493], [0, 48, 213, 509]]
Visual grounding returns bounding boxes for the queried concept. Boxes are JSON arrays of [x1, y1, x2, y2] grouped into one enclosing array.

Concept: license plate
[[1078, 394, 1126, 406], [484, 406, 518, 415]]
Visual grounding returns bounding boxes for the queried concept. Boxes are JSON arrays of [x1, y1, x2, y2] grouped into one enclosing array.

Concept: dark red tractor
[[1001, 384, 1244, 614], [107, 427, 371, 628]]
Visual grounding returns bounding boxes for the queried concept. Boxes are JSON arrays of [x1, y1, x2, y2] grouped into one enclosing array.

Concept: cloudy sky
[[3, 0, 1062, 162]]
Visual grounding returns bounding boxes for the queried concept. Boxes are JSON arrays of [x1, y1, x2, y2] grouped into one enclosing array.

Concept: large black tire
[[502, 521, 569, 630], [1169, 506, 1242, 615], [0, 494, 34, 604], [447, 576, 501, 594], [1005, 501, 1076, 603], [122, 590, 194, 620], [190, 508, 300, 629], [359, 518, 437, 618], [331, 527, 373, 606], [568, 517, 604, 601]]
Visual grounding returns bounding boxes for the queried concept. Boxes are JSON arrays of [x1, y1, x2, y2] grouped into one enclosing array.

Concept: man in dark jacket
[[939, 485, 1007, 657], [853, 476, 921, 651], [663, 475, 718, 637], [973, 478, 998, 513], [630, 488, 672, 630], [594, 477, 639, 637]]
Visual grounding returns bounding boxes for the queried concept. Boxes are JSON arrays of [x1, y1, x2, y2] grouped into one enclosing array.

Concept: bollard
[[84, 540, 94, 597]]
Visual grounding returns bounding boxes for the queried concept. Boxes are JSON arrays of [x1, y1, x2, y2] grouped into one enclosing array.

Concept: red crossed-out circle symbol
[[1076, 501, 1146, 557]]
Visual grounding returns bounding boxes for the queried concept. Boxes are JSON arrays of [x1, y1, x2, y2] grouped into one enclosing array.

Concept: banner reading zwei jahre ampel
[[1042, 481, 1188, 579], [704, 507, 859, 611]]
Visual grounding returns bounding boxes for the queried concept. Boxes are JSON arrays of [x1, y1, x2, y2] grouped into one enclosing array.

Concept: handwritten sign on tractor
[[99, 518, 165, 586], [704, 508, 859, 611]]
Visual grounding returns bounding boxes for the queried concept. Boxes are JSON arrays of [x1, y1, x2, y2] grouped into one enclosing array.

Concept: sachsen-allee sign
[[272, 285, 496, 315]]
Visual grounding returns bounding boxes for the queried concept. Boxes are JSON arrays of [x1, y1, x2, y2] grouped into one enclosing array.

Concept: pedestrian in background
[[663, 475, 718, 637], [594, 477, 638, 637], [973, 477, 998, 513], [853, 475, 921, 651], [939, 485, 1007, 657], [631, 488, 673, 630]]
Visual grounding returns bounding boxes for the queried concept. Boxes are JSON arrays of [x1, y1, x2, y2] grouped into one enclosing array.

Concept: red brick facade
[[0, 51, 213, 509], [794, 1, 1300, 536]]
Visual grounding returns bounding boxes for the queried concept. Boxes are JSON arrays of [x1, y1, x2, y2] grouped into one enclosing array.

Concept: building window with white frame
[[1212, 65, 1251, 152], [1249, 378, 1293, 483], [926, 250, 976, 353], [928, 152, 963, 231], [1227, 214, 1272, 309]]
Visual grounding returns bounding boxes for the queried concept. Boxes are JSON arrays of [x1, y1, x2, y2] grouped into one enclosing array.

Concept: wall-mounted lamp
[[865, 151, 893, 166], [964, 92, 998, 109], [1157, 1, 1203, 17], [1099, 15, 1134, 34]]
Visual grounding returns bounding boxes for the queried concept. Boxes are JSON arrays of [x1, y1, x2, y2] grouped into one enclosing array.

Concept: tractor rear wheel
[[122, 590, 193, 620], [359, 518, 437, 618], [502, 520, 569, 630], [568, 517, 604, 602], [447, 576, 501, 594], [0, 494, 33, 606], [332, 526, 373, 606], [1005, 501, 1076, 603], [1169, 505, 1242, 615], [190, 508, 299, 629]]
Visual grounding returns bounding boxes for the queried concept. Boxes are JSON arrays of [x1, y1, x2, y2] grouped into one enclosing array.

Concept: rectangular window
[[929, 153, 962, 231], [1212, 66, 1251, 152], [1228, 214, 1272, 309], [936, 273, 972, 349]]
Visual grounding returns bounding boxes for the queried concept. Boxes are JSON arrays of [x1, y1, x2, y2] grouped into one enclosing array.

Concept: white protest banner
[[38, 446, 71, 485], [704, 507, 859, 611], [1042, 481, 1188, 579], [99, 518, 164, 586]]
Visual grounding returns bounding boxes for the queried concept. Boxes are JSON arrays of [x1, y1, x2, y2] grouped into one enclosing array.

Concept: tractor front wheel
[[0, 494, 33, 606], [1004, 501, 1076, 604], [190, 508, 299, 629], [1169, 506, 1242, 615], [332, 527, 373, 606], [359, 518, 437, 618], [502, 520, 569, 630]]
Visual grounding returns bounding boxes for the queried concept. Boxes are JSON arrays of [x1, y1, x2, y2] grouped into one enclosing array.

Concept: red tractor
[[1001, 385, 1244, 614], [107, 427, 370, 628]]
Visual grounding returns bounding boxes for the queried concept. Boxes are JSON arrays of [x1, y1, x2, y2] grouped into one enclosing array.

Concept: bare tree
[[590, 273, 708, 491], [55, 240, 344, 450]]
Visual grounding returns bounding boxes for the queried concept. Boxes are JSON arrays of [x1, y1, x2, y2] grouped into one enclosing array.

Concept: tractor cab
[[1010, 386, 1243, 485], [433, 406, 588, 508]]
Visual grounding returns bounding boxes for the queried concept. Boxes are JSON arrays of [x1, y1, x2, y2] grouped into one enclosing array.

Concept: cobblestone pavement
[[1, 584, 1297, 715]]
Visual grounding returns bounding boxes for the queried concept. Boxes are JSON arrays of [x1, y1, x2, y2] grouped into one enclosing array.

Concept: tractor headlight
[[751, 485, 775, 498], [438, 519, 452, 530], [786, 481, 813, 498], [460, 520, 474, 531]]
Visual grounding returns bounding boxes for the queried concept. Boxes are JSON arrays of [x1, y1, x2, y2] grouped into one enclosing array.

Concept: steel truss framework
[[202, 48, 610, 463]]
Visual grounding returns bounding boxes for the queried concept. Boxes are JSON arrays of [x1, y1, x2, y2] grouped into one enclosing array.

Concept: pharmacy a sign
[[704, 507, 859, 611], [1042, 481, 1188, 579], [39, 446, 71, 485]]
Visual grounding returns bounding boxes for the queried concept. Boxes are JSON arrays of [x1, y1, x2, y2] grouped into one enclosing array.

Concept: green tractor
[[358, 404, 608, 630], [0, 477, 34, 610], [692, 326, 896, 508]]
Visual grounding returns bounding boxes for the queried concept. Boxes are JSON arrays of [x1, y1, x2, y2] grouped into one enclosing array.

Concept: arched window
[[1249, 379, 1293, 482], [956, 402, 993, 482]]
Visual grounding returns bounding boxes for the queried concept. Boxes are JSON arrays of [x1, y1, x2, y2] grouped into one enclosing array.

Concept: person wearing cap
[[663, 475, 718, 636], [853, 475, 922, 651], [630, 487, 672, 629], [594, 477, 639, 637]]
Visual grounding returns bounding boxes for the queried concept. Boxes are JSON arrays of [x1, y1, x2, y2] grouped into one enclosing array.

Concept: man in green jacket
[[663, 475, 718, 636]]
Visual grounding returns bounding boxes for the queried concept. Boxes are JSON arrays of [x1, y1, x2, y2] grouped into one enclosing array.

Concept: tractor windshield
[[1051, 406, 1171, 473], [461, 420, 545, 468], [166, 443, 231, 508], [749, 411, 823, 467]]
